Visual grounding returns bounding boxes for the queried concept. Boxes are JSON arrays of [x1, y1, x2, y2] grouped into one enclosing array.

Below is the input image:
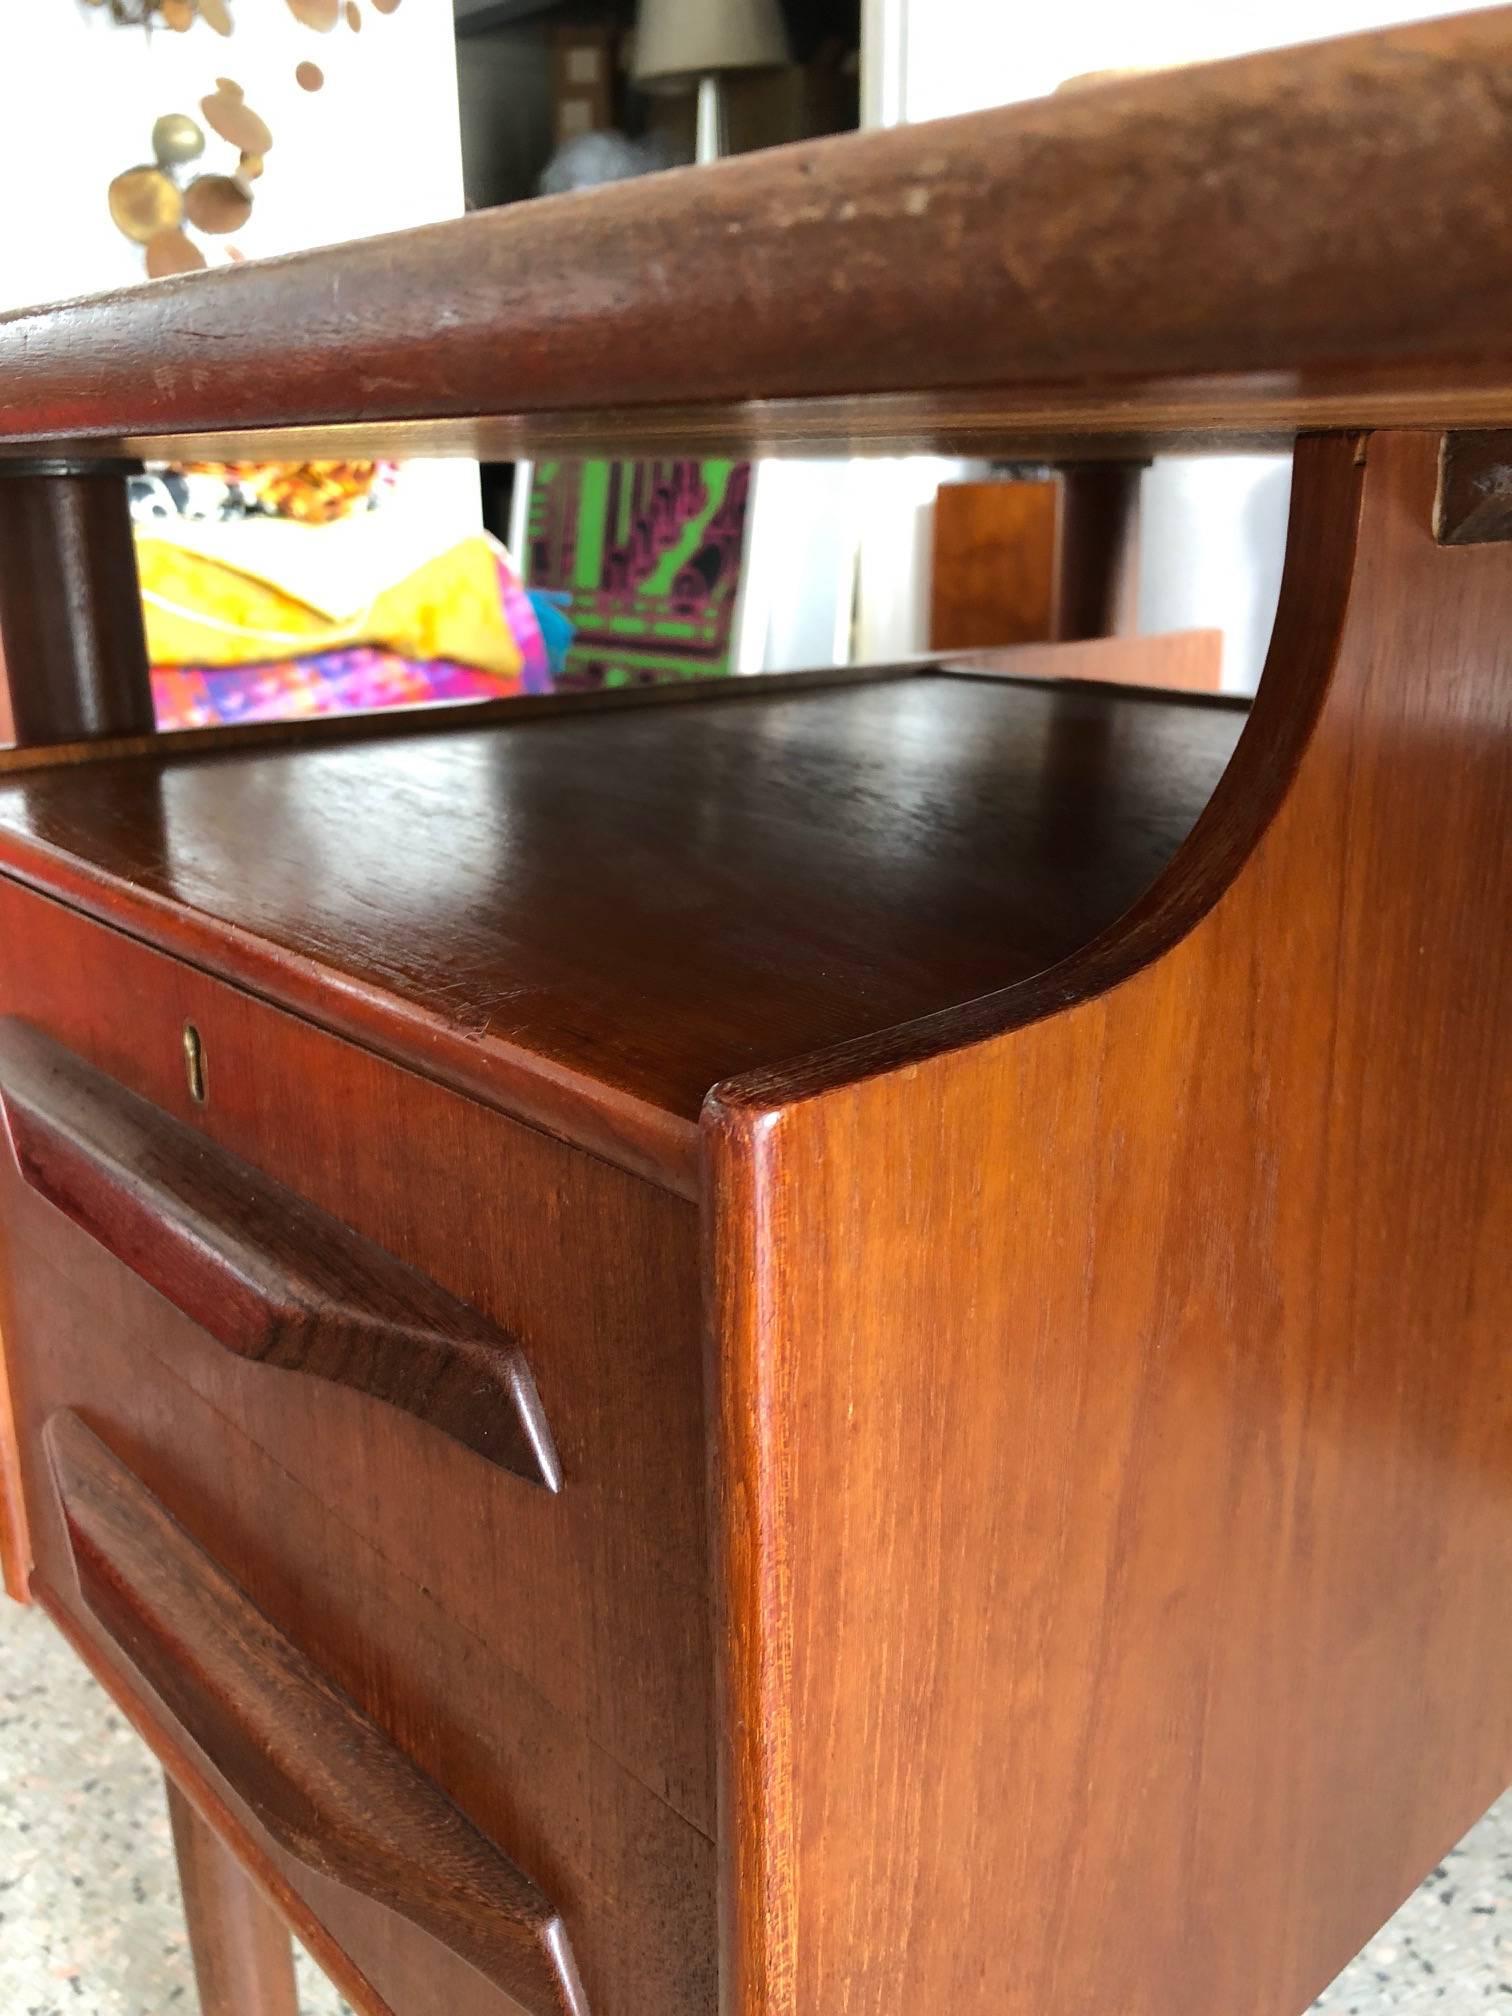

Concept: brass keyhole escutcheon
[[182, 1022, 207, 1104]]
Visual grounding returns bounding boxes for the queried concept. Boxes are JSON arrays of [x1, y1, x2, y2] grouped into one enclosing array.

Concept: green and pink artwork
[[525, 459, 751, 688]]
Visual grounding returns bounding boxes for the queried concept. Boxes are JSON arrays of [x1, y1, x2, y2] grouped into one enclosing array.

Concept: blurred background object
[[633, 0, 792, 160]]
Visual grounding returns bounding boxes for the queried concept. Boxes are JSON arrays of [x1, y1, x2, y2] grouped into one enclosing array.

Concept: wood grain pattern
[[47, 1408, 589, 2016], [0, 674, 1243, 1193], [0, 469, 154, 745], [929, 481, 1055, 651], [165, 1775, 301, 2016], [5, 17, 1512, 461], [707, 430, 1512, 2016], [0, 1021, 559, 1486]]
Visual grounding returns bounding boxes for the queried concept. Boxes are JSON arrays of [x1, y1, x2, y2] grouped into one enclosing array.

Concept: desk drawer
[[0, 878, 716, 2016]]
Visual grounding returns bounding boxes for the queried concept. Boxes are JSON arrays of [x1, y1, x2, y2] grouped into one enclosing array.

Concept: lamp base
[[696, 74, 727, 164]]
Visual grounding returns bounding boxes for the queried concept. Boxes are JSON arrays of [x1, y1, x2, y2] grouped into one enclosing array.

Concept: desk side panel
[[708, 429, 1512, 2016]]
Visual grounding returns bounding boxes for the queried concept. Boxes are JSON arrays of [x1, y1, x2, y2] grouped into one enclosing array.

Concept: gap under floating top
[[4, 10, 1512, 464]]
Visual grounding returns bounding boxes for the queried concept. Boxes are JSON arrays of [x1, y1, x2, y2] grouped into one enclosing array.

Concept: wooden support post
[[0, 461, 155, 748], [1052, 460, 1145, 641], [165, 1776, 300, 2016]]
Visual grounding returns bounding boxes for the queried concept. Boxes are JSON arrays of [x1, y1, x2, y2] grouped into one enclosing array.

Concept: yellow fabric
[[136, 533, 525, 679]]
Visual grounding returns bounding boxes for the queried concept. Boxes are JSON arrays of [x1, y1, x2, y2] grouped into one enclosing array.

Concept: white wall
[[883, 0, 1501, 691], [742, 0, 978, 673], [901, 0, 1493, 122], [0, 0, 476, 539], [0, 0, 467, 304]]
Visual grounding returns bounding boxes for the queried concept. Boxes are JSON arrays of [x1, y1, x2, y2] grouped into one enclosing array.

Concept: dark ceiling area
[[779, 0, 863, 62]]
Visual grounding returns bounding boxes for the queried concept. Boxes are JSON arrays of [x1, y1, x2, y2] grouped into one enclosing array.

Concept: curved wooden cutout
[[46, 1409, 589, 2016], [0, 1022, 559, 1489], [709, 430, 1512, 2016], [717, 431, 1365, 1111]]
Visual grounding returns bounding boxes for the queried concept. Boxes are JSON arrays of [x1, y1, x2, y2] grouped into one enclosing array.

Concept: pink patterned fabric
[[149, 551, 556, 731], [150, 648, 514, 731]]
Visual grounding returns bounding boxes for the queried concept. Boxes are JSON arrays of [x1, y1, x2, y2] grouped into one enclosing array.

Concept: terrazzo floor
[[1, 1593, 1507, 2013]]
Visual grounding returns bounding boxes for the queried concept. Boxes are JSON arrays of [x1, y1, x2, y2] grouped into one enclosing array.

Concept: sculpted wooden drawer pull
[[0, 1021, 559, 1489], [45, 1409, 588, 2016]]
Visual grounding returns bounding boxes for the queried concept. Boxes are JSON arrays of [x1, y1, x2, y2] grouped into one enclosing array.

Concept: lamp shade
[[634, 0, 791, 86]]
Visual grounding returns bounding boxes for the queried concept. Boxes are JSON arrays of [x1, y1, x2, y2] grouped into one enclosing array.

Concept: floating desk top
[[4, 9, 1512, 463], [0, 668, 1244, 1191]]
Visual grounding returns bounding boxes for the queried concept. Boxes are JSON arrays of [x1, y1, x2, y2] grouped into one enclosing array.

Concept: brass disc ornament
[[108, 165, 184, 243]]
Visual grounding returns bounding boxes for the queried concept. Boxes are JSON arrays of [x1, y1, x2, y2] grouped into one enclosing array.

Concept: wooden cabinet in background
[[929, 479, 1058, 650]]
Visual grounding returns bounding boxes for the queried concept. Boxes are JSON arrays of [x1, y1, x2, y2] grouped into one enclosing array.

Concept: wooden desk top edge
[[4, 9, 1512, 461], [0, 659, 1244, 1199]]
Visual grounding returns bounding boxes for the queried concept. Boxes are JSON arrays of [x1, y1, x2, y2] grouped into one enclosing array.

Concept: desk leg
[[1051, 458, 1144, 640], [166, 1776, 300, 2016]]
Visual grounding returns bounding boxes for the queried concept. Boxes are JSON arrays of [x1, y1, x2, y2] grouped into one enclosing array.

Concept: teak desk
[[0, 15, 1507, 2016]]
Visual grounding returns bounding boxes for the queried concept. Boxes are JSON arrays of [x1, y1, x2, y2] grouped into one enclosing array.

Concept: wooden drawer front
[[0, 878, 716, 2016], [0, 1021, 560, 1487], [47, 1408, 585, 2016]]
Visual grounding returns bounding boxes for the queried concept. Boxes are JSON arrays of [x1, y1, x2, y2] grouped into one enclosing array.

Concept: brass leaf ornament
[[107, 0, 399, 277], [146, 228, 208, 277], [109, 165, 184, 243], [201, 83, 273, 155], [185, 173, 255, 234]]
